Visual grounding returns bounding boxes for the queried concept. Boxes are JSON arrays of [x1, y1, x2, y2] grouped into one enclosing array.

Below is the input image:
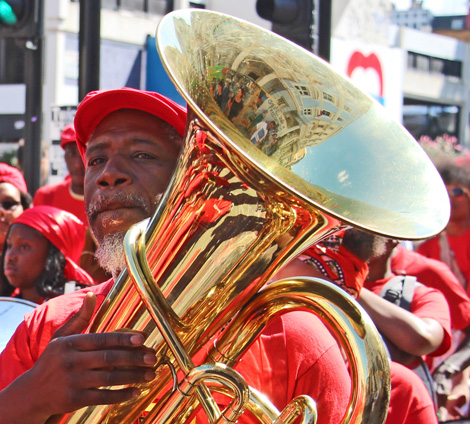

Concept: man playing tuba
[[0, 88, 352, 424]]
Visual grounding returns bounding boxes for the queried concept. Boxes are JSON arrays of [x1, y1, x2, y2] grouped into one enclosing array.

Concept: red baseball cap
[[60, 123, 76, 149], [74, 87, 187, 161]]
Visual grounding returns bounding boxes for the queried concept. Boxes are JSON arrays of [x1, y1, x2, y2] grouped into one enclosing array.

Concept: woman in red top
[[0, 206, 93, 304], [418, 160, 470, 293]]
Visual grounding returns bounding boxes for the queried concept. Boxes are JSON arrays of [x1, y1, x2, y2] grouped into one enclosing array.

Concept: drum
[[0, 297, 37, 352]]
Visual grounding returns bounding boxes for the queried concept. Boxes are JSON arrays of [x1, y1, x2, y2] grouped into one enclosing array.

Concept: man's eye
[[87, 157, 105, 167], [134, 152, 155, 159]]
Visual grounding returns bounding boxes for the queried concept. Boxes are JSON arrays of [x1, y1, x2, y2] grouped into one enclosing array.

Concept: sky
[[391, 0, 468, 15]]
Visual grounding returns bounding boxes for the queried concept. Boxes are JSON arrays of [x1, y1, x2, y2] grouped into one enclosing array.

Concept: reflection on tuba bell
[[55, 9, 450, 424]]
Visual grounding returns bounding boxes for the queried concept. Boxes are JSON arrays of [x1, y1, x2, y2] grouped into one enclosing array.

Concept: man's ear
[[388, 239, 400, 250]]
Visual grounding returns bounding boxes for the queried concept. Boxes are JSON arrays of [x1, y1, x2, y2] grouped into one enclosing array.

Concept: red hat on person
[[13, 206, 93, 285], [60, 123, 76, 149], [0, 163, 27, 194], [74, 87, 187, 161]]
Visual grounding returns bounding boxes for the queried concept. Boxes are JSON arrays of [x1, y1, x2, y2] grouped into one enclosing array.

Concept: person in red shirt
[[0, 206, 93, 304], [392, 246, 470, 333], [33, 124, 109, 283], [340, 229, 452, 369], [33, 124, 87, 225], [417, 160, 470, 293], [392, 246, 470, 420], [0, 88, 351, 424]]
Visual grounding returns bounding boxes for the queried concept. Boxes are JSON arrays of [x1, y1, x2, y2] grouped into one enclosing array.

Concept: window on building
[[407, 52, 461, 79], [294, 85, 309, 96], [277, 97, 288, 108], [416, 54, 429, 71], [323, 92, 334, 103], [430, 57, 444, 74], [451, 19, 464, 30], [443, 59, 462, 78]]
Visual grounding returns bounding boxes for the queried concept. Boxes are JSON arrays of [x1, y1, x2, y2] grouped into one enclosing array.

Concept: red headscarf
[[0, 163, 27, 194], [12, 206, 93, 285], [300, 241, 369, 298]]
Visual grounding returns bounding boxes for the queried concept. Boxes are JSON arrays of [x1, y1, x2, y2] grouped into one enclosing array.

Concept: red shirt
[[388, 361, 438, 424], [392, 246, 470, 331], [418, 228, 470, 295], [33, 176, 88, 227], [0, 280, 351, 424]]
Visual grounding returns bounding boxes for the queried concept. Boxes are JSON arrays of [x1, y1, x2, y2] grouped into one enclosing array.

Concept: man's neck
[[70, 181, 84, 196], [366, 256, 393, 282]]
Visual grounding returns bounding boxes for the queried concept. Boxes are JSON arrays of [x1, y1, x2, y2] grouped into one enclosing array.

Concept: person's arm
[[357, 288, 444, 362], [0, 293, 157, 424]]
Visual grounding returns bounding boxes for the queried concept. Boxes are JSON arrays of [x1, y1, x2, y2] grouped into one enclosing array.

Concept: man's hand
[[0, 293, 157, 424], [433, 362, 459, 399], [435, 366, 470, 420]]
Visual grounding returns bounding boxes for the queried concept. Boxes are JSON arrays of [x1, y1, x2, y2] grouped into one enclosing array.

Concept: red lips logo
[[346, 51, 384, 98]]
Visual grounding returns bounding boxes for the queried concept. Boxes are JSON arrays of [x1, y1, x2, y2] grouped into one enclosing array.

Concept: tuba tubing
[[206, 278, 390, 423], [55, 9, 450, 424]]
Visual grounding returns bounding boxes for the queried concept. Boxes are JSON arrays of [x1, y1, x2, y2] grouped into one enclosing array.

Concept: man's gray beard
[[89, 192, 165, 278], [95, 232, 126, 278]]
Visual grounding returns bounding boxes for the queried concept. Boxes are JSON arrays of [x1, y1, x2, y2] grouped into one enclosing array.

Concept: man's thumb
[[51, 292, 97, 339]]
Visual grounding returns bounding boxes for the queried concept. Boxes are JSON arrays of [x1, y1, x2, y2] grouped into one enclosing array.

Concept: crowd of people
[[0, 85, 469, 424]]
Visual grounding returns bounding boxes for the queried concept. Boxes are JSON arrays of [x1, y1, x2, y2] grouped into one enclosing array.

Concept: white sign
[[48, 105, 77, 185], [330, 38, 405, 123]]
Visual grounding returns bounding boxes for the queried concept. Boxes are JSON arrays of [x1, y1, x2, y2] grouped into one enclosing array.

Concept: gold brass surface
[[55, 9, 450, 424], [157, 9, 449, 240]]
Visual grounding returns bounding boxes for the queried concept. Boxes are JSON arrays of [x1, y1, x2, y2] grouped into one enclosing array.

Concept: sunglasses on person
[[449, 187, 465, 198], [0, 200, 21, 211]]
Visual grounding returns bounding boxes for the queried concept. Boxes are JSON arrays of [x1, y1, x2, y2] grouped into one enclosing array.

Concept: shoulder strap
[[400, 275, 419, 311], [379, 275, 420, 311], [379, 275, 438, 409]]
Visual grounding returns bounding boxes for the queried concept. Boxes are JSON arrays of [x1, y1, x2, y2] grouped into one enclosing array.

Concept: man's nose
[[96, 157, 132, 188]]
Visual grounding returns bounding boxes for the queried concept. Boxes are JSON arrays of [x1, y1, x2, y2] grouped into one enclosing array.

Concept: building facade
[[2, 0, 470, 185], [389, 0, 433, 31]]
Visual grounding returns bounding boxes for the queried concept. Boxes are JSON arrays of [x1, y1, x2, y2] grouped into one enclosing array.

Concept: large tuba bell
[[55, 9, 450, 424]]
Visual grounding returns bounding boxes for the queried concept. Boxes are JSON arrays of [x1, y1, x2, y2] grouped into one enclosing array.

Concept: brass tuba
[[55, 9, 450, 424]]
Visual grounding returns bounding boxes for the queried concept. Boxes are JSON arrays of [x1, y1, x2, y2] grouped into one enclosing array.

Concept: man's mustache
[[86, 192, 150, 220]]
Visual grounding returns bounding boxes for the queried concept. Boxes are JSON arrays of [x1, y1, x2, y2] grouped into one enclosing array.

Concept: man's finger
[[52, 293, 97, 339], [56, 331, 148, 352], [82, 368, 156, 389]]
